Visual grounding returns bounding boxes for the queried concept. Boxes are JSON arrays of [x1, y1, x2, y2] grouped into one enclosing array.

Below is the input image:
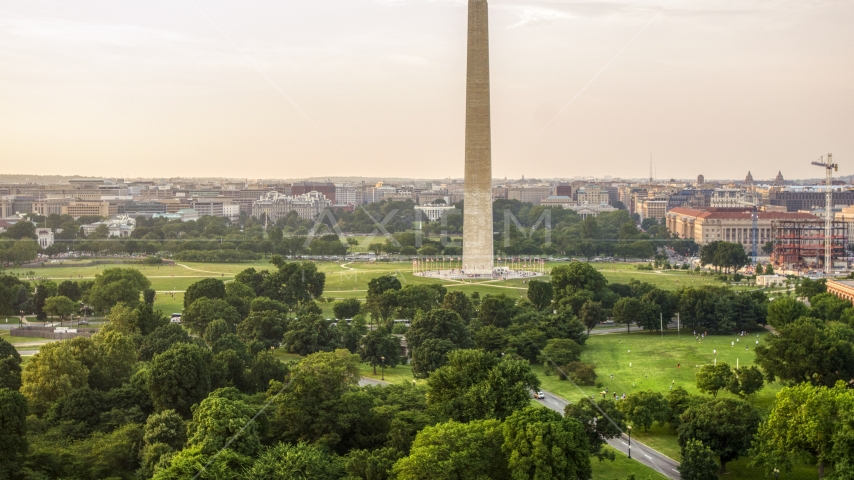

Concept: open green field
[[4, 259, 765, 314], [3, 258, 771, 328], [538, 331, 828, 479], [537, 330, 778, 409]]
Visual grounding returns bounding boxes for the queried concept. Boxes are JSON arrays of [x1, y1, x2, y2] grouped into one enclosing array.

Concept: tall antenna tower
[[811, 154, 838, 276]]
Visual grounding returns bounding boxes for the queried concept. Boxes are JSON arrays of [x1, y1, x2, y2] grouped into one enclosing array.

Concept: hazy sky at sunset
[[1, 0, 852, 180]]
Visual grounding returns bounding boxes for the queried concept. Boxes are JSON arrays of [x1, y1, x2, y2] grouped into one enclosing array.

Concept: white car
[[533, 391, 545, 400]]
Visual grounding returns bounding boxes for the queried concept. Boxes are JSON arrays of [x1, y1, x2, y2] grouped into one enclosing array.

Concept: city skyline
[[2, 0, 852, 179]]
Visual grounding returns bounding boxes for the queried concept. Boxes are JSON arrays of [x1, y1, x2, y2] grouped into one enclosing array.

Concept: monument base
[[414, 268, 544, 281]]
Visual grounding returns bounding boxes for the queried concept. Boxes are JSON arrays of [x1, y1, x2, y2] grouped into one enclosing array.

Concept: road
[[359, 376, 680, 479], [536, 390, 681, 480]]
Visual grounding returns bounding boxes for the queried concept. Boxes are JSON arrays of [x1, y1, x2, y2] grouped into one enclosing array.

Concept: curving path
[[358, 376, 680, 479], [535, 390, 681, 479]]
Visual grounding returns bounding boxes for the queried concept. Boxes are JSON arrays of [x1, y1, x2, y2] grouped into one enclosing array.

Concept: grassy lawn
[[535, 331, 830, 479], [536, 330, 780, 409], [591, 446, 667, 480], [6, 260, 765, 318], [358, 362, 427, 386]]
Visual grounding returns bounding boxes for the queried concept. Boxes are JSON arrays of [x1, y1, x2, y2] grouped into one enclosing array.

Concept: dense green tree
[[695, 362, 735, 397], [472, 324, 509, 353], [151, 445, 251, 480], [57, 280, 83, 302], [339, 315, 369, 353], [187, 387, 260, 456], [88, 267, 151, 313], [367, 275, 403, 296], [0, 388, 28, 479], [139, 409, 186, 477], [45, 387, 109, 435], [0, 275, 28, 316], [2, 221, 36, 239], [137, 303, 169, 335], [333, 298, 362, 319], [32, 280, 55, 320], [236, 312, 287, 351], [667, 386, 704, 429], [541, 307, 587, 345], [731, 290, 769, 331], [427, 349, 539, 422], [359, 329, 401, 375], [143, 288, 156, 305], [727, 365, 764, 397], [21, 341, 89, 414], [550, 262, 607, 302], [478, 294, 517, 328], [406, 308, 471, 352], [392, 419, 509, 480], [538, 338, 582, 379], [182, 297, 242, 335], [676, 286, 742, 334], [796, 277, 827, 302], [144, 409, 186, 451], [579, 300, 605, 333], [0, 337, 23, 390], [345, 447, 402, 480], [139, 323, 192, 361], [642, 288, 677, 322], [527, 280, 553, 311], [247, 351, 289, 393], [750, 381, 854, 479], [103, 302, 140, 334], [184, 278, 227, 308], [810, 293, 851, 321], [89, 330, 138, 391], [505, 325, 547, 364], [678, 397, 761, 473], [502, 406, 591, 480], [440, 291, 475, 322], [148, 343, 212, 417], [612, 297, 643, 333], [203, 319, 232, 346], [393, 285, 445, 320], [767, 297, 809, 327], [411, 338, 457, 379], [755, 317, 854, 387], [618, 390, 670, 431], [263, 256, 326, 307], [636, 298, 666, 332], [564, 398, 626, 459], [246, 442, 344, 480], [270, 349, 360, 446], [249, 296, 289, 314], [680, 439, 719, 480], [283, 313, 341, 356]]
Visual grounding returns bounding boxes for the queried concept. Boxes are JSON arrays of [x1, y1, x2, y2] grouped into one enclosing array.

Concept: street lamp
[[773, 468, 779, 480], [628, 425, 632, 459], [380, 356, 386, 381]]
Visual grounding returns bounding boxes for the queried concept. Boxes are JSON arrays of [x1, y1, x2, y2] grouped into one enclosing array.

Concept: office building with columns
[[666, 207, 817, 249]]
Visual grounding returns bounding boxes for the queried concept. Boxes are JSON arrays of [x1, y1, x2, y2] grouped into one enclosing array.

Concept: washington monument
[[462, 0, 494, 276]]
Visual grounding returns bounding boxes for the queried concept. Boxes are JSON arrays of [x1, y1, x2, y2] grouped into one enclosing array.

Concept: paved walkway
[[536, 390, 681, 479], [359, 377, 681, 479]]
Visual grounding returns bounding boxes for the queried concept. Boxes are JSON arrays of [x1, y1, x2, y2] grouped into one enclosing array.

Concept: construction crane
[[811, 154, 838, 276]]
